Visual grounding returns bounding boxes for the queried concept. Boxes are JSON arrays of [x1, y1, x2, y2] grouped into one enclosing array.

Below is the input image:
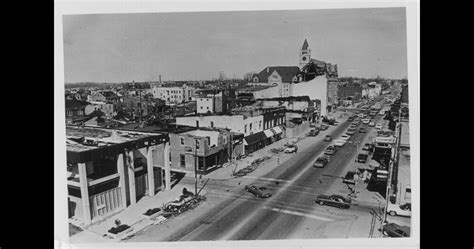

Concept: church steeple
[[299, 38, 311, 68], [302, 39, 309, 50]]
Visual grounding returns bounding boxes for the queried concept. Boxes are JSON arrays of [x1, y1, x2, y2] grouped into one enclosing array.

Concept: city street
[[128, 112, 386, 241]]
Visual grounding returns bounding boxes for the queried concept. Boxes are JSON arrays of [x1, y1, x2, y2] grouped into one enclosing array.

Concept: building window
[[196, 120, 199, 127], [195, 140, 200, 150], [180, 137, 185, 145], [180, 154, 185, 168], [244, 124, 247, 134], [249, 123, 252, 131], [210, 121, 214, 128]]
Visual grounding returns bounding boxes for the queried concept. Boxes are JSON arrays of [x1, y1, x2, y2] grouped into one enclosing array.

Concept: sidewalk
[[70, 182, 208, 243]]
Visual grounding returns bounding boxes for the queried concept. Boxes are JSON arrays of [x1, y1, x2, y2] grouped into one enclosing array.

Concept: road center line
[[263, 206, 334, 222]]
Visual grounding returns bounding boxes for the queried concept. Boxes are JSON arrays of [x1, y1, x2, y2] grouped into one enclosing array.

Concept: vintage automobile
[[315, 194, 351, 209], [386, 203, 412, 217], [245, 184, 272, 198], [313, 156, 330, 168], [382, 223, 410, 237]]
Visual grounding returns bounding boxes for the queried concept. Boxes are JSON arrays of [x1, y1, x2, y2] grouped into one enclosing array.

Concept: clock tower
[[299, 38, 311, 68]]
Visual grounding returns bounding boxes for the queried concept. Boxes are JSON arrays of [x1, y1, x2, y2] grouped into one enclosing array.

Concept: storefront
[[243, 131, 267, 154], [271, 126, 284, 140]]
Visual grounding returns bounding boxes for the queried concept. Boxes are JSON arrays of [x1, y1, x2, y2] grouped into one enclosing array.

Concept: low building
[[175, 105, 285, 154], [65, 97, 92, 124], [115, 123, 244, 175], [66, 126, 169, 226], [85, 101, 114, 118], [151, 84, 194, 105]]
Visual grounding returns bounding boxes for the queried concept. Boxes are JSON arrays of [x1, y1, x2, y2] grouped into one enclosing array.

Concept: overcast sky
[[62, 8, 407, 83]]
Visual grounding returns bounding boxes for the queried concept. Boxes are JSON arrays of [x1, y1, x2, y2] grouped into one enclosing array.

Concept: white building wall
[[176, 115, 263, 137], [292, 75, 328, 116], [252, 86, 281, 99], [197, 97, 214, 114]]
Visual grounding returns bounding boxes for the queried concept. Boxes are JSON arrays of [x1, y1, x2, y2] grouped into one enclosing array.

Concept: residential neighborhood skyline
[[63, 8, 407, 83]]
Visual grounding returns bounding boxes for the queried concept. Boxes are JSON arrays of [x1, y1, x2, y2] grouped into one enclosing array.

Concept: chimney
[[159, 75, 162, 83], [266, 67, 269, 73]]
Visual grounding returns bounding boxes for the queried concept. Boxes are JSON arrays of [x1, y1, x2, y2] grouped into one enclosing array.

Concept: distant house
[[65, 98, 91, 124]]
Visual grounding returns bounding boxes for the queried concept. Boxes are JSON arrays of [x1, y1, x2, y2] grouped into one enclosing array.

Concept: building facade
[[66, 127, 170, 226]]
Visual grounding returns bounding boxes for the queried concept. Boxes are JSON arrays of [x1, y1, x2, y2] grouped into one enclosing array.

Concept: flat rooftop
[[66, 126, 159, 153]]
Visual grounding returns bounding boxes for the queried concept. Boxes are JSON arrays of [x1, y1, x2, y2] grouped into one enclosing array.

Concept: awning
[[272, 126, 283, 134], [263, 129, 274, 138], [244, 131, 267, 145]]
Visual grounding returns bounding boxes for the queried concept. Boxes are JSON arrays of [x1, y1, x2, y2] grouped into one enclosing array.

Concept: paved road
[[139, 118, 378, 241]]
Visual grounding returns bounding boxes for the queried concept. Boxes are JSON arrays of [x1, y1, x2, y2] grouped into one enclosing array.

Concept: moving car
[[319, 124, 329, 130], [244, 185, 272, 198], [343, 171, 357, 185], [386, 203, 411, 217], [324, 145, 337, 155], [382, 223, 410, 237], [359, 127, 366, 133], [369, 121, 375, 127], [315, 194, 351, 209], [313, 156, 330, 168], [376, 123, 383, 129], [333, 139, 347, 147], [324, 134, 332, 141], [333, 120, 339, 126]]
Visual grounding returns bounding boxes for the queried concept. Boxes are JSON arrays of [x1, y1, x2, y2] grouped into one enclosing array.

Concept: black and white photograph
[[55, 1, 419, 247]]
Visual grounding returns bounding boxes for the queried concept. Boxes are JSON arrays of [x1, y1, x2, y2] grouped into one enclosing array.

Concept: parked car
[[386, 203, 411, 217], [369, 122, 375, 127], [376, 123, 383, 129], [343, 171, 357, 185], [245, 185, 272, 198], [284, 146, 298, 153], [324, 134, 332, 141], [357, 151, 369, 163], [319, 124, 329, 130], [309, 128, 319, 136], [359, 127, 366, 133], [348, 116, 354, 121], [340, 134, 351, 141], [362, 143, 372, 151], [382, 223, 410, 237], [346, 128, 356, 135], [333, 120, 339, 126], [315, 194, 351, 209], [362, 118, 371, 124], [333, 139, 347, 147], [324, 145, 337, 155], [313, 156, 330, 168]]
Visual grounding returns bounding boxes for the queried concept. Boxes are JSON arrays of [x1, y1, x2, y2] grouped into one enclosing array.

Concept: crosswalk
[[204, 189, 360, 223]]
